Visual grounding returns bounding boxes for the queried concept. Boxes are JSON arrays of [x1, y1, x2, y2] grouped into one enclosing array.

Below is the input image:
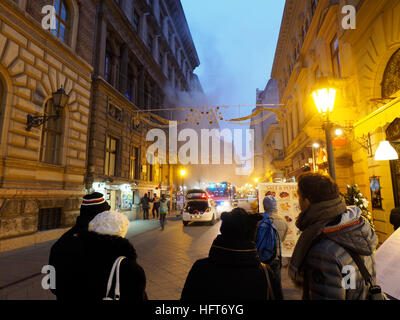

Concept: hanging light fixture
[[374, 141, 399, 161]]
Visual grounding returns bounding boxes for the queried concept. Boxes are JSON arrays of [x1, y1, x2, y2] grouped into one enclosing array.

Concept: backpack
[[256, 213, 281, 263]]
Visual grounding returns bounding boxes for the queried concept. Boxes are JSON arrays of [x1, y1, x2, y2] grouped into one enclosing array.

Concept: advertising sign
[[258, 183, 301, 257]]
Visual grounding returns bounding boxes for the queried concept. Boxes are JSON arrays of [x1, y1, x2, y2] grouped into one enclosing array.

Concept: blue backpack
[[256, 213, 281, 263]]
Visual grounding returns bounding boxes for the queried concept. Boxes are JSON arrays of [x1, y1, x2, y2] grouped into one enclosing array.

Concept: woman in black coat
[[50, 209, 147, 300], [181, 208, 271, 300]]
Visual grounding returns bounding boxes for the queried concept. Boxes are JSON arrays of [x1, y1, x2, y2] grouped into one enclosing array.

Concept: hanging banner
[[258, 182, 301, 258]]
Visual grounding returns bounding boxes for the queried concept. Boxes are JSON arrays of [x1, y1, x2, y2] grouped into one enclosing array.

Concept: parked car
[[182, 189, 220, 226]]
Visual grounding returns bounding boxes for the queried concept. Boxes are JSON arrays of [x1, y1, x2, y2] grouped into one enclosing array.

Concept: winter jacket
[[302, 206, 378, 300], [263, 195, 288, 241], [181, 235, 270, 300], [266, 210, 289, 242], [390, 207, 400, 230], [140, 196, 150, 209], [49, 230, 147, 301], [159, 199, 169, 214]]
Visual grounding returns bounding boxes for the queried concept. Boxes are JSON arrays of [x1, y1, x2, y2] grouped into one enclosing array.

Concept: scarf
[[288, 197, 347, 285]]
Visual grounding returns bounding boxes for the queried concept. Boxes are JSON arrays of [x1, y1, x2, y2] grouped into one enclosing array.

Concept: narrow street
[[0, 214, 301, 300]]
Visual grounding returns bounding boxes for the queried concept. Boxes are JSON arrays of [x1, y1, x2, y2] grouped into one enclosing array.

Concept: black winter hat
[[80, 192, 111, 221], [220, 208, 263, 241]]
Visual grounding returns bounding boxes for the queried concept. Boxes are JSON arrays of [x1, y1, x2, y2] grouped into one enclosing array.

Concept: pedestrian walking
[[49, 193, 147, 300], [152, 193, 160, 219], [390, 207, 400, 230], [159, 194, 169, 230], [289, 172, 379, 300], [181, 208, 276, 300], [140, 193, 150, 220]]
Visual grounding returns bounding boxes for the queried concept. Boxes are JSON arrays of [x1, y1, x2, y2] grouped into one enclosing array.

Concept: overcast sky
[[181, 0, 285, 130]]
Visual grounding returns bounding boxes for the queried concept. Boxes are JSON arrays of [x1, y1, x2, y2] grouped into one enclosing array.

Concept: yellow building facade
[[271, 0, 400, 243]]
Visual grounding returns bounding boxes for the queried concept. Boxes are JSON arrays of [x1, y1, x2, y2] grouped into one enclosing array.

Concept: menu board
[[258, 183, 301, 257]]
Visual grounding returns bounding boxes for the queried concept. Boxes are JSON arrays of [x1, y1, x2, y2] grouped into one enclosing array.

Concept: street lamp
[[26, 86, 69, 131], [312, 142, 320, 172], [313, 87, 337, 180]]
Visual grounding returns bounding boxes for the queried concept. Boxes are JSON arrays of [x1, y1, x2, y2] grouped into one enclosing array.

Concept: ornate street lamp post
[[26, 86, 69, 131], [312, 87, 337, 180]]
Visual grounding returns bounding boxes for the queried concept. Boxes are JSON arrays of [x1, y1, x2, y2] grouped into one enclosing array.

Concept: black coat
[[390, 207, 400, 230], [49, 227, 147, 301], [180, 235, 269, 300]]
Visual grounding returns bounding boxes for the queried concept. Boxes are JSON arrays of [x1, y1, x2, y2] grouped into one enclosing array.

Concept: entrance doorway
[[387, 118, 400, 207]]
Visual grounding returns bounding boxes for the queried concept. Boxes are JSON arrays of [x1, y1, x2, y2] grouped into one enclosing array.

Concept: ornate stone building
[[86, 0, 201, 217], [270, 0, 400, 243], [0, 0, 95, 251]]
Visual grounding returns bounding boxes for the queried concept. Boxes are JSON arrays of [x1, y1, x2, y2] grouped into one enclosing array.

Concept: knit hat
[[263, 195, 277, 211], [80, 192, 111, 221], [220, 208, 263, 241], [88, 210, 130, 238]]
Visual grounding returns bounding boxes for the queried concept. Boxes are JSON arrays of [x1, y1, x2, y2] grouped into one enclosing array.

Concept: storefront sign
[[258, 183, 301, 257]]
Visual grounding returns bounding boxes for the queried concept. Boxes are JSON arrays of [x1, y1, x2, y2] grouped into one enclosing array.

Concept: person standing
[[152, 193, 160, 219], [159, 194, 169, 230], [181, 208, 274, 300], [140, 193, 150, 220], [390, 207, 400, 230], [289, 172, 378, 300], [49, 192, 110, 299], [255, 195, 288, 300]]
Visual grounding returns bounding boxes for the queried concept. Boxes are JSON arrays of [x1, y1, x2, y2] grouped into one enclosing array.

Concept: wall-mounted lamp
[[354, 133, 372, 156], [26, 86, 69, 131]]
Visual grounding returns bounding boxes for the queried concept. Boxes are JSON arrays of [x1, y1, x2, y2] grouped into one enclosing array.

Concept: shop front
[[353, 99, 400, 243]]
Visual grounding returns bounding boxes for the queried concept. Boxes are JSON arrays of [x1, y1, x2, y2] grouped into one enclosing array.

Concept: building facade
[[252, 79, 280, 181], [0, 0, 95, 251], [86, 0, 201, 218], [270, 0, 400, 243]]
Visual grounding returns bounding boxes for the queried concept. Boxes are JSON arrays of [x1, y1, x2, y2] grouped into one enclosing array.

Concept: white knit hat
[[88, 210, 130, 238]]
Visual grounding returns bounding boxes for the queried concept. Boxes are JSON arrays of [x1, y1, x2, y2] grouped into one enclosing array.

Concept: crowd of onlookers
[[48, 172, 395, 300]]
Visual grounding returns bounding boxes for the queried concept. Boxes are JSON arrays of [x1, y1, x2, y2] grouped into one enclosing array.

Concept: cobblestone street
[[0, 215, 301, 300]]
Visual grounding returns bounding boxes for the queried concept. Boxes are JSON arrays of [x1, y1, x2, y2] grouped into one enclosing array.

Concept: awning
[[354, 96, 400, 137]]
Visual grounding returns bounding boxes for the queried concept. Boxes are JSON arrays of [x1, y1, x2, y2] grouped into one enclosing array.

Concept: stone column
[[119, 45, 129, 94], [162, 17, 168, 39], [153, 36, 159, 64], [153, 0, 160, 24], [163, 53, 168, 76], [138, 67, 145, 108], [97, 8, 107, 78], [141, 13, 149, 42]]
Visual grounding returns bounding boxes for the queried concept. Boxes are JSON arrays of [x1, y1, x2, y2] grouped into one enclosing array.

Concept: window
[[105, 49, 113, 84], [382, 48, 400, 98], [38, 208, 62, 231], [148, 34, 154, 53], [105, 136, 118, 176], [331, 35, 341, 78], [134, 147, 140, 180], [51, 0, 70, 44], [133, 11, 140, 32], [126, 68, 134, 101], [40, 100, 63, 165], [108, 103, 122, 122], [311, 0, 318, 15]]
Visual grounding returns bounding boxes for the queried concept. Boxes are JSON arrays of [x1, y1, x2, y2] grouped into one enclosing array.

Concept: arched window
[[51, 0, 70, 44], [40, 100, 64, 165], [382, 48, 400, 98]]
